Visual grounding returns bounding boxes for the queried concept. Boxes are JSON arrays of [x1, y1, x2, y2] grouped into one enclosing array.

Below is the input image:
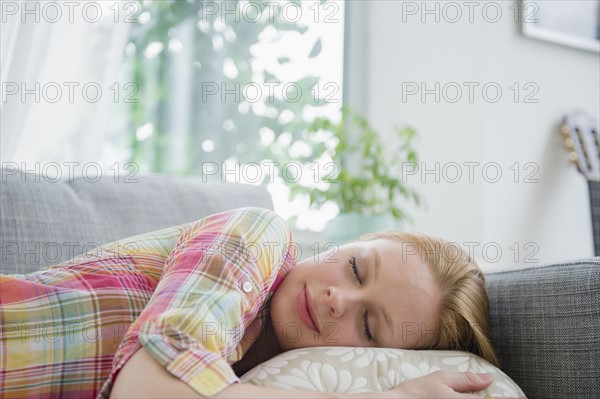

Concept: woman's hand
[[358, 371, 527, 399], [395, 371, 493, 398]]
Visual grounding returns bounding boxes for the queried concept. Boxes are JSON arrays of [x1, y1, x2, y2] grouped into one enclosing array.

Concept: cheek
[[326, 322, 362, 346], [269, 277, 298, 328], [269, 289, 286, 326], [269, 294, 291, 348]]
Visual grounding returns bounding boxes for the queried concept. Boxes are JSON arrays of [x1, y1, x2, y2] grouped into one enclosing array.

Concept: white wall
[[352, 1, 599, 270]]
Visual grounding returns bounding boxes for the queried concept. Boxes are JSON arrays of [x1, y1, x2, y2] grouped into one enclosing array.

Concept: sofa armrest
[[485, 258, 599, 399]]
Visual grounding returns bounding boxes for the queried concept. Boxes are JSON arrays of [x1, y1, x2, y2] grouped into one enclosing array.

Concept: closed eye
[[362, 309, 373, 342], [349, 256, 373, 342], [349, 256, 363, 285]]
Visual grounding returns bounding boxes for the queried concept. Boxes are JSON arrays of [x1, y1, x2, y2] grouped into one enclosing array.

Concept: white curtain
[[0, 1, 130, 170], [1, 9, 53, 162]]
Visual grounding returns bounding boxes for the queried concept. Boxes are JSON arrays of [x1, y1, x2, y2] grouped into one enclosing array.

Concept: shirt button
[[242, 281, 253, 293]]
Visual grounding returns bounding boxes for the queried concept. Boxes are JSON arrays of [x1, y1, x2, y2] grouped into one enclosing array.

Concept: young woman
[[0, 207, 516, 399]]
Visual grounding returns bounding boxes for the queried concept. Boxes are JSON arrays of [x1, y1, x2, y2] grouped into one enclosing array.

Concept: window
[[107, 0, 345, 230]]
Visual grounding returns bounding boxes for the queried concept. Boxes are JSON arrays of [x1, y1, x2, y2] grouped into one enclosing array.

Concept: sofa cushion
[[486, 258, 599, 399], [0, 169, 273, 274]]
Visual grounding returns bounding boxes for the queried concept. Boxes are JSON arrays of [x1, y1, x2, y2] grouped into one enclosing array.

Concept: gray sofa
[[1, 168, 598, 399]]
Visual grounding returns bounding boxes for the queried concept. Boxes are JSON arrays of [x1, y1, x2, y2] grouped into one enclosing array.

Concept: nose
[[325, 286, 358, 318]]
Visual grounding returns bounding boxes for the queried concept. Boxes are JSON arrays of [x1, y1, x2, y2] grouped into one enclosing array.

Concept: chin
[[269, 296, 305, 351]]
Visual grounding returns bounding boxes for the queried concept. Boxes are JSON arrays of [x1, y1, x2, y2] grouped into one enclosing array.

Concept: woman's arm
[[109, 346, 503, 399], [109, 346, 342, 398]]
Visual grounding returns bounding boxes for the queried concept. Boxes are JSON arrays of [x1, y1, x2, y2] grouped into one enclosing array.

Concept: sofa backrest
[[486, 258, 599, 399], [0, 168, 273, 274]]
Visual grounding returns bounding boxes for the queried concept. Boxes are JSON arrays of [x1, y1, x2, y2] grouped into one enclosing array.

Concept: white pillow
[[241, 347, 525, 397]]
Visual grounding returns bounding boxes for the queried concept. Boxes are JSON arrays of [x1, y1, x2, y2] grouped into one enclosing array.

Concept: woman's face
[[269, 238, 442, 351]]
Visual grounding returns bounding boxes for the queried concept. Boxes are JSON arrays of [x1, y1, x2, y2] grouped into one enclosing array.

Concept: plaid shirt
[[0, 207, 295, 398]]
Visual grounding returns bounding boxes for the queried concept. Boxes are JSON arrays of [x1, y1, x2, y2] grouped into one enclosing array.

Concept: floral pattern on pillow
[[240, 347, 525, 398]]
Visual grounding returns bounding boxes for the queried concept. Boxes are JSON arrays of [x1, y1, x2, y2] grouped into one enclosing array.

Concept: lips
[[297, 285, 320, 332], [305, 287, 320, 333]]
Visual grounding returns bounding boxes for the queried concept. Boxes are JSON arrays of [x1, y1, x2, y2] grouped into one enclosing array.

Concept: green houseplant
[[287, 106, 423, 243]]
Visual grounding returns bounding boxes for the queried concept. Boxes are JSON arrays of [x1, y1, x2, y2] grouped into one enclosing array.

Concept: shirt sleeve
[[133, 207, 294, 397]]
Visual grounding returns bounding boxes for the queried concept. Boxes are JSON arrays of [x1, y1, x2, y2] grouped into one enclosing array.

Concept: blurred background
[[2, 0, 599, 270]]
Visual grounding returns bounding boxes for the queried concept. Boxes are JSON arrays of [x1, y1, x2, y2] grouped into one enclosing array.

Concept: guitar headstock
[[561, 113, 600, 182]]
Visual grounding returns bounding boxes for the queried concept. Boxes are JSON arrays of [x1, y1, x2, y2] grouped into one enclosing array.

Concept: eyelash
[[349, 256, 374, 342]]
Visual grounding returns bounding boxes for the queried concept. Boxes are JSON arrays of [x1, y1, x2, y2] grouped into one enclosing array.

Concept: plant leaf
[[308, 39, 322, 58]]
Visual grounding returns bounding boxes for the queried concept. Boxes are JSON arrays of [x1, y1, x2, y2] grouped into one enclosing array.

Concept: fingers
[[478, 397, 528, 399], [474, 395, 527, 399], [435, 371, 494, 392]]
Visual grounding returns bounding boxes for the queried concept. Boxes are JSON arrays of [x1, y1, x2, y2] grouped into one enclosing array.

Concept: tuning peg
[[564, 138, 574, 149], [560, 124, 570, 136]]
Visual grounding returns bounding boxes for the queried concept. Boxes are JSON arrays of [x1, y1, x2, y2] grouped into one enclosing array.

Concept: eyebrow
[[373, 248, 394, 343]]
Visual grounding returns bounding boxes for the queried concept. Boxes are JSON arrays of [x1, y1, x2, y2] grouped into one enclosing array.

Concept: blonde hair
[[354, 231, 500, 367]]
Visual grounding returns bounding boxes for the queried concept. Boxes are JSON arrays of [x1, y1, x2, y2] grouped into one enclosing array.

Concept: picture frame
[[521, 0, 600, 53]]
